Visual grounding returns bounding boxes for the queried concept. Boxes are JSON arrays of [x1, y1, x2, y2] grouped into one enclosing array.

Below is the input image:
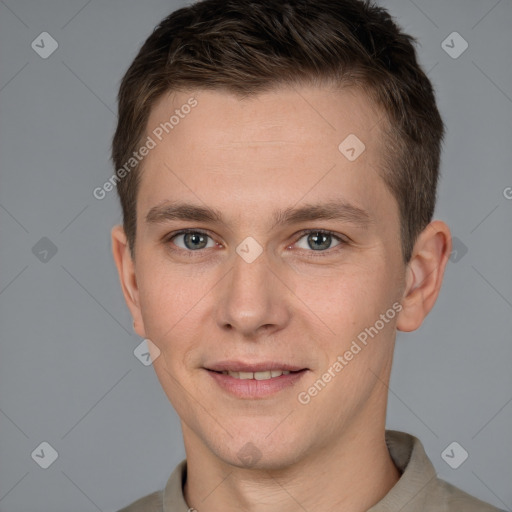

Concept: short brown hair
[[112, 0, 444, 262]]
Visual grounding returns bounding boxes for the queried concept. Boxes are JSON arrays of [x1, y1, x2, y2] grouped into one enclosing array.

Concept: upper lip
[[205, 361, 307, 373]]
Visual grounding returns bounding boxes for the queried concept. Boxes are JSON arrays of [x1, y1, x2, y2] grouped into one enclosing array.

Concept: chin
[[208, 430, 308, 471]]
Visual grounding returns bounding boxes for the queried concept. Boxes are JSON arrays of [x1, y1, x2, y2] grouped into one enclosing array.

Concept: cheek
[[294, 264, 399, 407], [292, 260, 394, 335], [136, 261, 206, 343], [137, 271, 205, 399]]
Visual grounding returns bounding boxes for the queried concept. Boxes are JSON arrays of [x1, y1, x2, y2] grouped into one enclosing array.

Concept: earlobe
[[396, 221, 452, 333], [111, 225, 146, 338]]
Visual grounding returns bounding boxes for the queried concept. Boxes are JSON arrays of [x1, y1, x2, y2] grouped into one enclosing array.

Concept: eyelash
[[164, 228, 348, 258]]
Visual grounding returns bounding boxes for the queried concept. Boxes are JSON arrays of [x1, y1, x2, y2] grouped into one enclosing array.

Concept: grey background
[[0, 0, 511, 510]]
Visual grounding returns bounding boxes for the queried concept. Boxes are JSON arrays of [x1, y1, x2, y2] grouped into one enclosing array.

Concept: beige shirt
[[118, 430, 503, 512]]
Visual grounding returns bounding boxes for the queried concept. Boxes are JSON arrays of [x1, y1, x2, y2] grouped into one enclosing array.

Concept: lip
[[205, 360, 306, 373], [205, 364, 308, 399]]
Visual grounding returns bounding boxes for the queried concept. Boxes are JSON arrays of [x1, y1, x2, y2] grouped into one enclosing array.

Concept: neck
[[183, 417, 400, 512]]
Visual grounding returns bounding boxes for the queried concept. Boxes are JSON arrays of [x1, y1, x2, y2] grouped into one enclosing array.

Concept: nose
[[214, 246, 291, 339]]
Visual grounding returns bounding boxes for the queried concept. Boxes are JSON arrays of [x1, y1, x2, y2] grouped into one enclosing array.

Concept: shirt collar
[[367, 430, 437, 511]]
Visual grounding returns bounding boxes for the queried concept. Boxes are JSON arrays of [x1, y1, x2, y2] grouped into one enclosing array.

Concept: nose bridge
[[215, 244, 289, 336]]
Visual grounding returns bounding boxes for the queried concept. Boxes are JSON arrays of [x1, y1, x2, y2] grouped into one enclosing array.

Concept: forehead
[[137, 85, 394, 224], [147, 84, 383, 151]]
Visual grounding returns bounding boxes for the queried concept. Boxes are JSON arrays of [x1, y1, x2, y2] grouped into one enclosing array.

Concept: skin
[[112, 84, 451, 512]]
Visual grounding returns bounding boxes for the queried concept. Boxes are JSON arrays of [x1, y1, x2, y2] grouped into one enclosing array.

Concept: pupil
[[185, 232, 207, 250], [308, 232, 331, 251]]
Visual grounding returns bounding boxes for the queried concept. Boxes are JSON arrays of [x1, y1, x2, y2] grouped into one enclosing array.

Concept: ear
[[396, 220, 452, 332], [111, 225, 146, 338]]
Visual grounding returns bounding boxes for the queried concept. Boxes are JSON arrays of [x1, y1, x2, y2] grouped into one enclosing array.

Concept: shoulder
[[383, 431, 504, 512], [116, 490, 163, 512], [430, 477, 505, 512], [116, 459, 187, 512]]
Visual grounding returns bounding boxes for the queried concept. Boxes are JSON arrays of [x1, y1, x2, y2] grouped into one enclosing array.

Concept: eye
[[170, 230, 216, 251], [294, 230, 343, 252]]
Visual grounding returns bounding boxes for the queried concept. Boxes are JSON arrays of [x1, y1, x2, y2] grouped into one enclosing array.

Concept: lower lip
[[206, 369, 308, 399]]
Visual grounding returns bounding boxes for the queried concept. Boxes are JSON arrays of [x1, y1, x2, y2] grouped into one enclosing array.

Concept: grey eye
[[173, 232, 214, 250], [295, 231, 340, 251]]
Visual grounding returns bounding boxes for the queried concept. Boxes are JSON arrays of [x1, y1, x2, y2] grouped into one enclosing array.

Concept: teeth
[[254, 371, 271, 380], [221, 370, 292, 380]]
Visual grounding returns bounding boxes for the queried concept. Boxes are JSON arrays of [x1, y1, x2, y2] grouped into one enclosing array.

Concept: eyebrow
[[145, 200, 372, 229]]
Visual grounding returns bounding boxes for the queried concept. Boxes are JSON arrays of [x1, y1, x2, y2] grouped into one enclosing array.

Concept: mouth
[[206, 361, 307, 380], [204, 361, 308, 398], [215, 369, 296, 380]]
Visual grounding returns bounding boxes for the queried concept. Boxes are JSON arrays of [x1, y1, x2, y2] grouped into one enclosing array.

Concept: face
[[118, 85, 410, 469]]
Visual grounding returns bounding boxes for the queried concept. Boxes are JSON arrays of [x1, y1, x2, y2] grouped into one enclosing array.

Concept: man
[[110, 0, 502, 510]]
